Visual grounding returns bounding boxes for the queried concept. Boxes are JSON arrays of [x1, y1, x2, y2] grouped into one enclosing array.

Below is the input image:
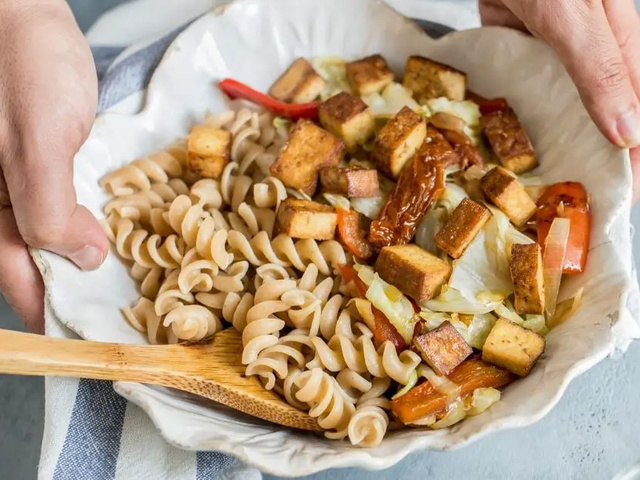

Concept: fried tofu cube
[[319, 166, 379, 198], [372, 106, 427, 178], [346, 54, 394, 96], [482, 107, 537, 173], [270, 119, 344, 195], [275, 198, 337, 240], [481, 167, 536, 228], [375, 244, 452, 306], [482, 318, 545, 377], [318, 92, 376, 151], [187, 125, 231, 179], [510, 243, 545, 315], [435, 198, 491, 258], [268, 58, 326, 104], [413, 321, 473, 375], [403, 55, 466, 103]]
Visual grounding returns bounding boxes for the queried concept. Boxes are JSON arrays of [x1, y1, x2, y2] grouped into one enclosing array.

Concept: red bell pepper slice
[[217, 78, 320, 120], [336, 209, 374, 260], [466, 91, 510, 116], [536, 182, 591, 274], [337, 264, 407, 352]]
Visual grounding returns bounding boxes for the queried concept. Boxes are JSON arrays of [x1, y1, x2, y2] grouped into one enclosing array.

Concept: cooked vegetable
[[547, 287, 584, 329], [536, 182, 590, 274], [403, 55, 467, 103], [269, 119, 344, 195], [466, 93, 509, 115], [429, 112, 466, 133], [426, 97, 482, 143], [218, 78, 321, 120], [375, 244, 452, 306], [413, 321, 473, 375], [390, 356, 514, 424], [362, 82, 420, 119], [482, 106, 538, 174], [441, 129, 485, 170], [338, 265, 408, 351], [466, 387, 501, 416], [493, 301, 547, 335], [542, 217, 570, 317], [482, 317, 545, 377], [275, 198, 338, 240], [336, 209, 373, 260], [369, 127, 450, 248]]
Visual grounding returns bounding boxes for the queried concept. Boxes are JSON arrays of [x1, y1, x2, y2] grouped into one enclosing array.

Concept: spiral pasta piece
[[212, 261, 250, 293], [105, 213, 186, 268], [307, 332, 421, 384], [220, 162, 254, 213], [178, 248, 219, 294], [294, 368, 355, 439], [347, 401, 389, 448], [154, 270, 194, 316], [100, 139, 187, 196], [245, 329, 313, 390], [130, 263, 164, 300], [163, 305, 222, 342], [253, 176, 288, 210], [241, 279, 295, 364], [123, 298, 177, 345], [196, 291, 254, 332]]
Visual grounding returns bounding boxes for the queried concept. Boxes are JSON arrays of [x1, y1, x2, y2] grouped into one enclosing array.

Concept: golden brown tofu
[[372, 106, 427, 178], [510, 243, 545, 315], [187, 125, 231, 179], [375, 244, 451, 306], [318, 92, 376, 151], [480, 167, 537, 228], [482, 107, 537, 173], [275, 198, 338, 240], [319, 166, 379, 198], [268, 58, 326, 104], [435, 198, 491, 258], [346, 54, 394, 96], [413, 321, 473, 376], [403, 55, 466, 103], [270, 119, 344, 195], [482, 318, 545, 377]]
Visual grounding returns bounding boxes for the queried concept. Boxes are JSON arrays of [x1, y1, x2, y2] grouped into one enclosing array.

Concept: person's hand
[[480, 0, 640, 199], [0, 0, 108, 333]]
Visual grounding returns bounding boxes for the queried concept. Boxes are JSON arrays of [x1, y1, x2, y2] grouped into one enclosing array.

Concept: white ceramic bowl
[[36, 0, 636, 476]]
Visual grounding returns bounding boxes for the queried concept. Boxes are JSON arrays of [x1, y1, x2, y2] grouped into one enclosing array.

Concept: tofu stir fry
[[106, 52, 591, 446], [215, 53, 591, 436]]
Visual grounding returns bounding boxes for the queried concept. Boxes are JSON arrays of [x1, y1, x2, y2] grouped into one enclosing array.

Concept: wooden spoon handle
[[0, 328, 180, 382]]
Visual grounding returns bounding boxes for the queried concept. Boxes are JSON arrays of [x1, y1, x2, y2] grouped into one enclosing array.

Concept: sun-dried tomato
[[368, 126, 452, 248]]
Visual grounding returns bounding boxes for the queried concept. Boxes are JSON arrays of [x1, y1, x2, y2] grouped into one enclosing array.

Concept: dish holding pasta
[[100, 53, 590, 447]]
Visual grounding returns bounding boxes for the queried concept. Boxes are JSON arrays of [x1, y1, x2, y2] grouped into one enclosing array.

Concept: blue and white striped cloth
[[37, 13, 453, 480]]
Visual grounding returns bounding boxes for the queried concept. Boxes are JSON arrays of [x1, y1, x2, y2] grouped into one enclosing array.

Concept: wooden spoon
[[0, 327, 321, 431]]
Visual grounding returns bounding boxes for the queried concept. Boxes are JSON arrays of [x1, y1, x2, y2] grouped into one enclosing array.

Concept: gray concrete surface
[[1, 1, 640, 479]]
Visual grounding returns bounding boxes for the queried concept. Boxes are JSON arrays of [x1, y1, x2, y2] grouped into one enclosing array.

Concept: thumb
[[2, 147, 108, 271], [522, 1, 640, 148]]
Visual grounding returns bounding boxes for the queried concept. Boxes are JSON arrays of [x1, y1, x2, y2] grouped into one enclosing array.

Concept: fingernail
[[68, 246, 105, 271], [616, 109, 640, 148]]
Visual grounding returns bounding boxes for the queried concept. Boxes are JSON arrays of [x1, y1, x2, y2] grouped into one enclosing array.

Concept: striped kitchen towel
[[37, 5, 462, 480]]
